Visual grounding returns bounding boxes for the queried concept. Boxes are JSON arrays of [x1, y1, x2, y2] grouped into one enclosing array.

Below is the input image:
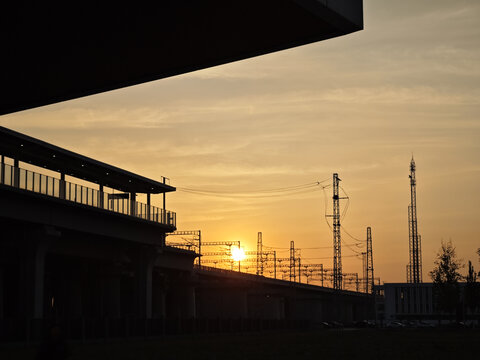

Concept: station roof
[[0, 0, 363, 115], [0, 126, 175, 194]]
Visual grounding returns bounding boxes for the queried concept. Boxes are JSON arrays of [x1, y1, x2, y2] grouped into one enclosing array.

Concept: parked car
[[320, 321, 333, 329], [417, 321, 435, 328], [353, 320, 375, 328], [330, 321, 344, 328], [386, 321, 405, 328]]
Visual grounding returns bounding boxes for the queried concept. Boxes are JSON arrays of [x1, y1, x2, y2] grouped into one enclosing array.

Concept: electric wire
[[341, 225, 367, 243], [179, 186, 322, 199], [177, 178, 331, 198], [322, 182, 364, 256]]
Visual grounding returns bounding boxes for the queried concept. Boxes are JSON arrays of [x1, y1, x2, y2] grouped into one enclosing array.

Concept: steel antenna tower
[[406, 157, 422, 283], [256, 232, 263, 275], [366, 227, 374, 293]]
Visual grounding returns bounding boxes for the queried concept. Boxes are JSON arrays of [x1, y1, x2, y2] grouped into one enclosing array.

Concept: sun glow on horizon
[[231, 246, 246, 262]]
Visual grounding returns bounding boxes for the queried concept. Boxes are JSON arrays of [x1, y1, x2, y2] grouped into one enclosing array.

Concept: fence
[[0, 162, 176, 227]]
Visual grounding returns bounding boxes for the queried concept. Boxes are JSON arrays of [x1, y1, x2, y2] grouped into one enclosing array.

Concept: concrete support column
[[152, 273, 167, 318], [284, 295, 296, 320], [153, 288, 166, 318], [134, 246, 156, 319], [69, 275, 83, 319], [273, 296, 286, 320], [236, 290, 248, 318], [19, 236, 50, 323], [278, 298, 285, 320], [32, 242, 49, 319], [184, 285, 196, 319], [20, 227, 59, 326], [105, 276, 121, 318], [169, 283, 196, 319]]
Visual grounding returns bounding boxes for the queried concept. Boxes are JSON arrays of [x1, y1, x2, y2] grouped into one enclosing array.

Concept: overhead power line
[[179, 187, 322, 199], [177, 178, 331, 198], [341, 225, 366, 243], [322, 180, 365, 257]]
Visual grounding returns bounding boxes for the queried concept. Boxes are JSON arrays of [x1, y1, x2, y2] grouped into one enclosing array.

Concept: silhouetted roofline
[[0, 126, 175, 194]]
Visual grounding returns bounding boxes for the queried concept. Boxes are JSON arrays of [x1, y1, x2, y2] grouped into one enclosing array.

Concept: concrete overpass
[[0, 127, 372, 342], [194, 265, 372, 323]]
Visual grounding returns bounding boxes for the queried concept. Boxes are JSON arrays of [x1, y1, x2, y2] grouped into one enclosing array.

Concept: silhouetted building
[[375, 282, 479, 325], [0, 126, 196, 340], [0, 128, 373, 342], [0, 127, 374, 341]]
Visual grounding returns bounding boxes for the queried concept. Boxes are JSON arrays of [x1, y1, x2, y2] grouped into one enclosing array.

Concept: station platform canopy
[[0, 0, 363, 115], [0, 126, 175, 194]]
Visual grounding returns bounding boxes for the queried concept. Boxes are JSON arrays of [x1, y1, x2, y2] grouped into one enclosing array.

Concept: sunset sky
[[1, 0, 479, 283]]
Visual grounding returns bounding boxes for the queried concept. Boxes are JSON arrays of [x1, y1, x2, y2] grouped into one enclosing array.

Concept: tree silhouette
[[429, 241, 463, 322], [476, 248, 480, 279], [465, 260, 479, 318]]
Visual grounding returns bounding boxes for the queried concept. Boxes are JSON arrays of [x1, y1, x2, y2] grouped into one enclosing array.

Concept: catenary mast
[[332, 173, 342, 290], [366, 227, 374, 293]]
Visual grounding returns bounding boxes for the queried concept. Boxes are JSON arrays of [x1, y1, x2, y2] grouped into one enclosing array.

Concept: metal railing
[[0, 162, 176, 227]]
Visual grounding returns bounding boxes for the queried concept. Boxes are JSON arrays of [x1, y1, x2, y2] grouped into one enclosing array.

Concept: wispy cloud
[[1, 0, 479, 282]]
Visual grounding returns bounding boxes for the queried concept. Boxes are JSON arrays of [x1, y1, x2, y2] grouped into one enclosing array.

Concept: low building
[[375, 282, 479, 325]]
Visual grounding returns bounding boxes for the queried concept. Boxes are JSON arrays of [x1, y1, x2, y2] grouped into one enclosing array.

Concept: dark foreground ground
[[1, 328, 479, 360]]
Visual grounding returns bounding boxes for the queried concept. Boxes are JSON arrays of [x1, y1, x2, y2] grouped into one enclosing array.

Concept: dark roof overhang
[[0, 0, 363, 115]]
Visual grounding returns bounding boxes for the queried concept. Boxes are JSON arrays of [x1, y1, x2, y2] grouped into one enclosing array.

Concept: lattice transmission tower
[[406, 157, 422, 283], [289, 240, 296, 282], [331, 173, 344, 290], [256, 232, 263, 275]]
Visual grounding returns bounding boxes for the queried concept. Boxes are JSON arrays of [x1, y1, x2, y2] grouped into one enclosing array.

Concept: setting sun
[[231, 247, 246, 262]]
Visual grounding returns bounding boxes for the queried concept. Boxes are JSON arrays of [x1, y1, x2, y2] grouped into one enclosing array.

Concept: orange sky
[[1, 0, 479, 283]]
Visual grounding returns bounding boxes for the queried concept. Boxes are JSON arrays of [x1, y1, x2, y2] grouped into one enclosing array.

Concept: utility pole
[[198, 230, 201, 266], [298, 257, 301, 284], [366, 227, 374, 293], [330, 173, 346, 290], [167, 230, 202, 265], [273, 251, 277, 279], [289, 240, 296, 283], [256, 232, 263, 275], [321, 265, 324, 287], [407, 157, 422, 283], [362, 252, 367, 293]]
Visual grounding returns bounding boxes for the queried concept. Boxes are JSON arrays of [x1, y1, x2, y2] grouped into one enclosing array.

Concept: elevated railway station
[[0, 0, 367, 341], [0, 127, 372, 341], [0, 127, 196, 340]]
